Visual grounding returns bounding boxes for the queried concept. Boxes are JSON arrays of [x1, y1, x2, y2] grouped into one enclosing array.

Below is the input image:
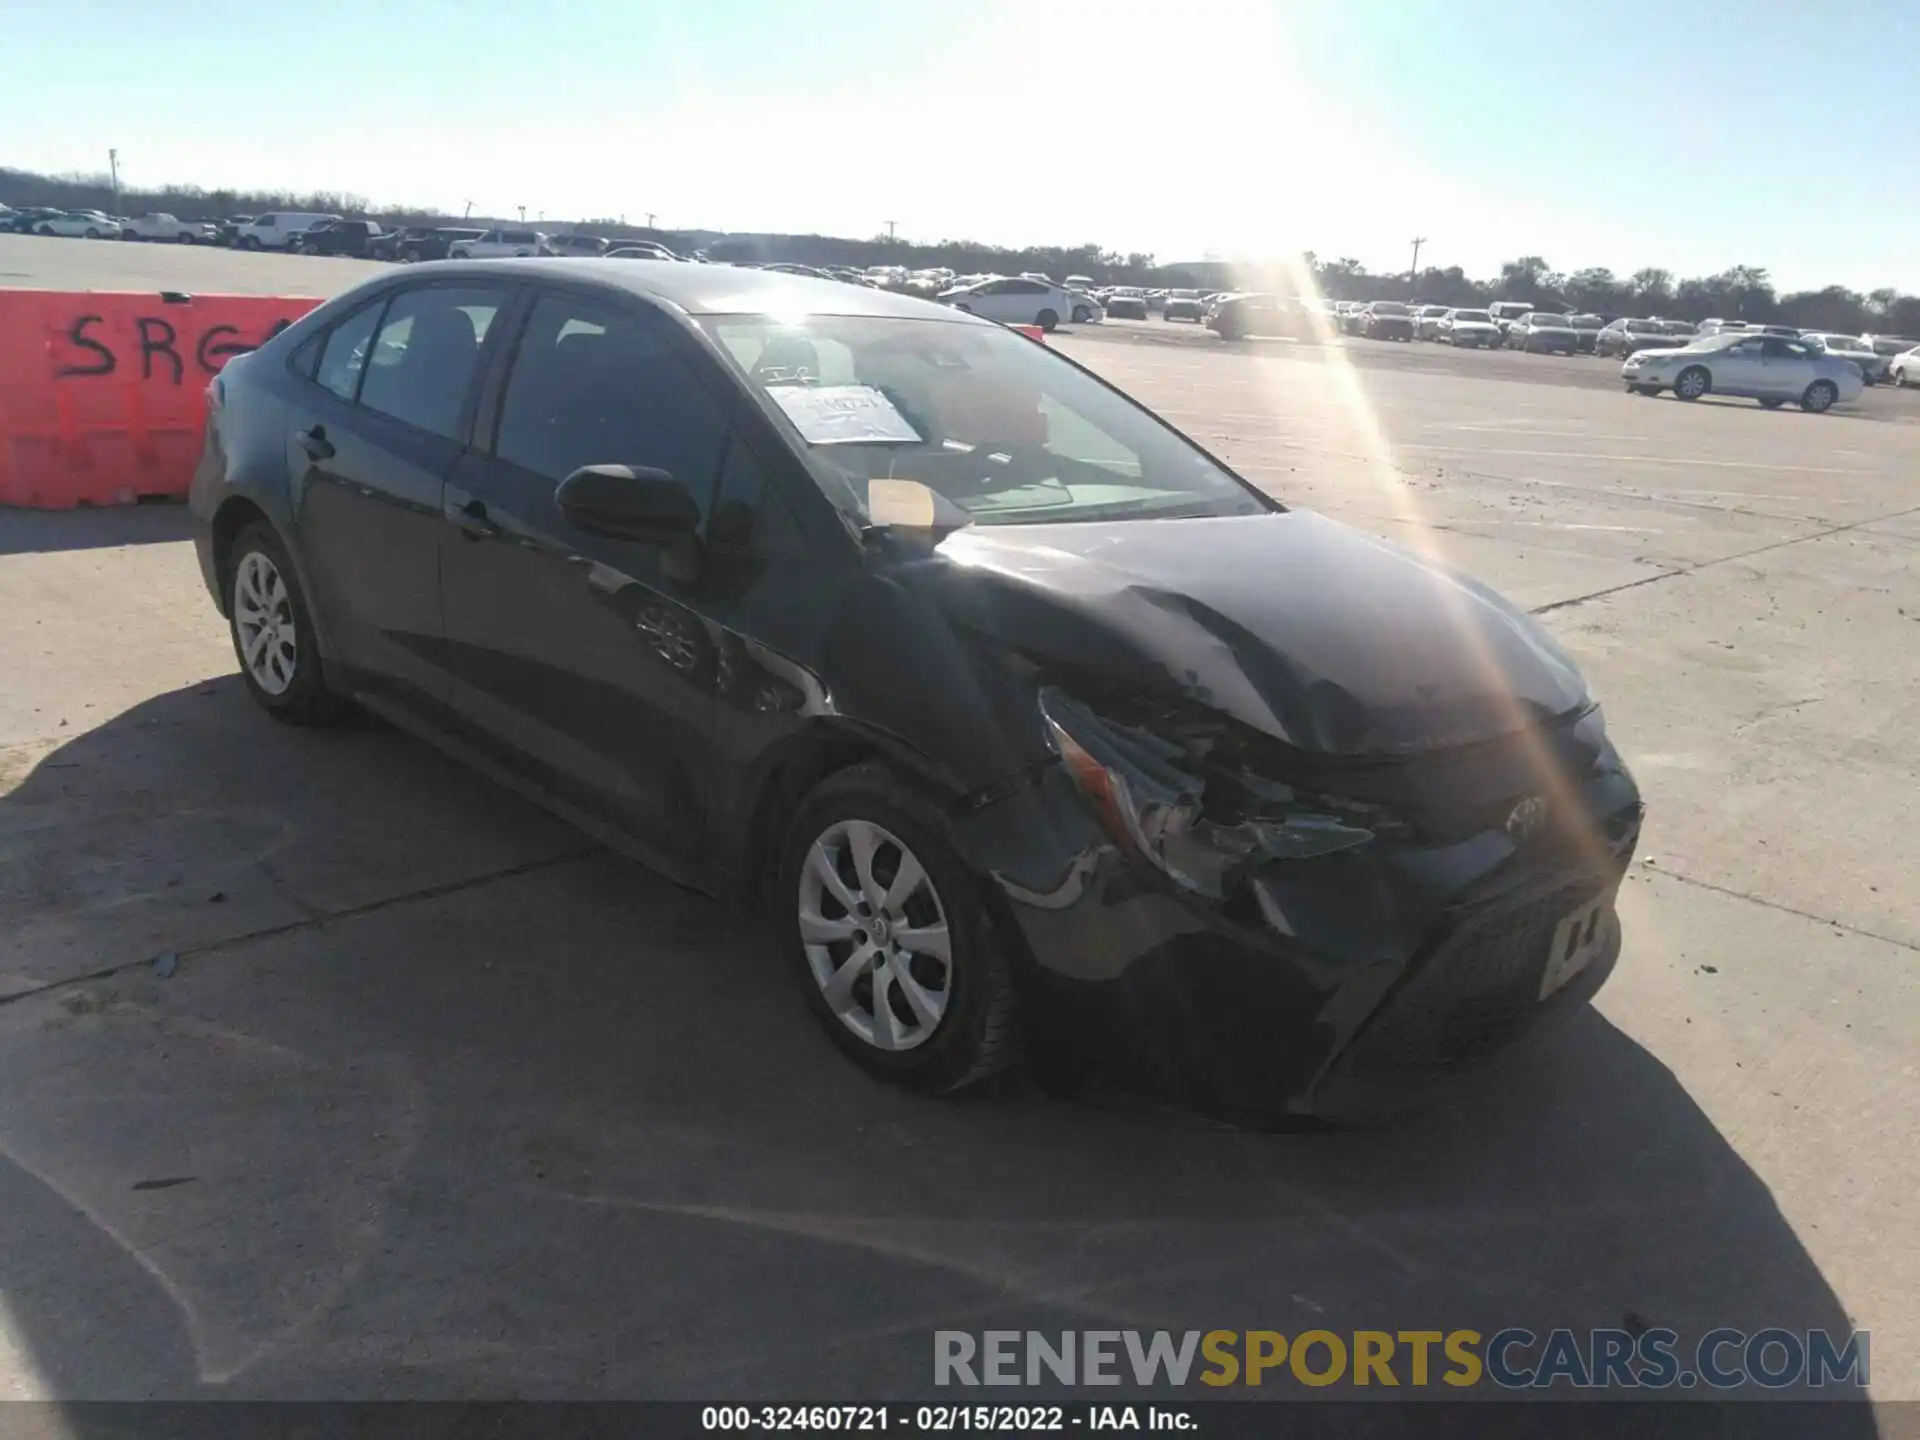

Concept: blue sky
[[7, 0, 1917, 290]]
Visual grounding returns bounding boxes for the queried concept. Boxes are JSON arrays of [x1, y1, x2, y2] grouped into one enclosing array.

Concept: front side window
[[314, 302, 384, 402], [358, 286, 506, 440], [494, 293, 730, 519], [700, 315, 1275, 528]]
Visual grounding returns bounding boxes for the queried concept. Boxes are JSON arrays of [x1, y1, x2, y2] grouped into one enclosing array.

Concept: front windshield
[[1571, 314, 1601, 327], [1453, 310, 1492, 323], [1530, 314, 1569, 326], [700, 315, 1275, 528], [1370, 302, 1410, 316]]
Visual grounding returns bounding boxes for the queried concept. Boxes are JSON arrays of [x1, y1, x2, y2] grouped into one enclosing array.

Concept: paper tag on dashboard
[[768, 385, 922, 445]]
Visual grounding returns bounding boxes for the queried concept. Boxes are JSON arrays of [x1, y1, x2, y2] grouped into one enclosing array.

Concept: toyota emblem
[[1505, 796, 1549, 843]]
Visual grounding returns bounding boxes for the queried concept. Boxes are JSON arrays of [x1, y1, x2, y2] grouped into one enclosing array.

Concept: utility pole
[[463, 199, 474, 219], [885, 219, 897, 243], [108, 148, 120, 211], [1409, 236, 1426, 281], [645, 212, 656, 229], [517, 205, 526, 223]]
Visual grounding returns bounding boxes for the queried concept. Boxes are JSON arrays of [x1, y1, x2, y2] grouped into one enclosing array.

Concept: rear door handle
[[297, 425, 334, 460], [448, 497, 502, 541]]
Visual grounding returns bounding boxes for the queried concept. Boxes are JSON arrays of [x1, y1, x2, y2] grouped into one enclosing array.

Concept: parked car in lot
[[1623, 331, 1863, 411], [389, 227, 485, 262], [3, 206, 67, 234], [1508, 313, 1580, 354], [1890, 345, 1920, 386], [607, 242, 684, 262], [1862, 334, 1919, 359], [1205, 292, 1293, 340], [1414, 304, 1452, 340], [189, 259, 1641, 1116], [1595, 318, 1676, 358], [1162, 289, 1208, 321], [235, 212, 339, 250], [548, 234, 609, 257], [1487, 301, 1536, 346], [34, 210, 124, 239], [295, 219, 392, 258], [215, 215, 255, 246], [1801, 333, 1889, 384], [1358, 301, 1416, 341], [449, 227, 549, 259], [1567, 314, 1605, 354], [938, 276, 1091, 330], [1434, 308, 1500, 347], [1099, 287, 1150, 320], [121, 212, 216, 243]]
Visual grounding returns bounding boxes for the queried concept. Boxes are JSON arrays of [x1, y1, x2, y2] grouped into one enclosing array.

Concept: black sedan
[[1205, 292, 1294, 340], [189, 261, 1641, 1119], [1359, 302, 1417, 340], [295, 219, 391, 258]]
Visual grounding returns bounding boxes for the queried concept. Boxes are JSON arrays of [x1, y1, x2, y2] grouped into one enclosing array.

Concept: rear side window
[[315, 302, 384, 402], [494, 292, 729, 519], [358, 286, 506, 440]]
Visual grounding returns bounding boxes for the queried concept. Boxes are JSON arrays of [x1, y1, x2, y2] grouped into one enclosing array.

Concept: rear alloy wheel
[[1071, 305, 1093, 324], [1036, 308, 1060, 332], [1800, 379, 1838, 414], [226, 521, 347, 725], [1674, 366, 1710, 401], [84, 227, 101, 239], [780, 764, 1016, 1092]]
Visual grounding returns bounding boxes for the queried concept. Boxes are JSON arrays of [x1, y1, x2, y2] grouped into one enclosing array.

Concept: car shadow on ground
[[0, 683, 1879, 1430], [0, 501, 192, 556]]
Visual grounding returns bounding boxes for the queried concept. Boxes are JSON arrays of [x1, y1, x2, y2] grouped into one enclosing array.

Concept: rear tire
[[1674, 366, 1710, 401], [1071, 305, 1092, 324], [1800, 379, 1838, 414], [778, 763, 1018, 1093], [225, 521, 349, 726], [1036, 308, 1059, 332]]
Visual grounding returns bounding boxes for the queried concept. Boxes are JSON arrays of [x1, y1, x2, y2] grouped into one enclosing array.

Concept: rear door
[[437, 286, 735, 867], [285, 280, 514, 709], [1760, 337, 1816, 397]]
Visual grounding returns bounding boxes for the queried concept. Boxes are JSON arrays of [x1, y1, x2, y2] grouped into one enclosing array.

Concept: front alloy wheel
[[799, 819, 952, 1053], [780, 764, 1017, 1091], [1800, 379, 1838, 414], [1674, 366, 1710, 401]]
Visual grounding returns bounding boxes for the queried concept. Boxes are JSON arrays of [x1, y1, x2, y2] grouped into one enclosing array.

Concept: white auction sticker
[[768, 385, 923, 445]]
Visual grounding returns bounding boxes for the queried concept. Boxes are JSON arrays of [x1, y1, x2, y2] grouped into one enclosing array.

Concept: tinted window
[[358, 286, 505, 440], [708, 433, 804, 555], [314, 302, 384, 402], [255, 215, 277, 227], [495, 293, 729, 520]]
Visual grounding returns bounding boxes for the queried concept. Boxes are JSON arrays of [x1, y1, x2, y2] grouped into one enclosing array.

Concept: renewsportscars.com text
[[933, 1328, 1869, 1391]]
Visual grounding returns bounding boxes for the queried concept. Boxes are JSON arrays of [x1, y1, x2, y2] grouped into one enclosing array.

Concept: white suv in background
[[234, 213, 338, 250], [448, 228, 550, 259]]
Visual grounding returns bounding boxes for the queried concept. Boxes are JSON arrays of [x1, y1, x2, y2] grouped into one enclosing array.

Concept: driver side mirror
[[556, 465, 700, 542]]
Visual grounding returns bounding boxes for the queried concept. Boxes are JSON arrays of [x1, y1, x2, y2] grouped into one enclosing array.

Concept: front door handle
[[448, 497, 502, 541], [297, 425, 334, 460]]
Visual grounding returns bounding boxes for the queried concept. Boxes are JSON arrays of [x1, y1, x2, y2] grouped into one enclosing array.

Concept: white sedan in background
[[1623, 332, 1864, 412], [34, 210, 124, 238], [1802, 333, 1889, 384], [1890, 345, 1920, 387], [936, 276, 1097, 330]]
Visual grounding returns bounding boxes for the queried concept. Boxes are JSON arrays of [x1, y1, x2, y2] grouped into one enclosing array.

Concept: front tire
[[778, 764, 1017, 1093], [1674, 366, 1710, 401], [225, 521, 347, 725], [1800, 379, 1838, 413], [1071, 305, 1092, 324], [84, 227, 101, 239]]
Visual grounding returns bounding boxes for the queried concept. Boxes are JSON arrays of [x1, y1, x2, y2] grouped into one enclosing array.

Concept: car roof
[[414, 257, 977, 321]]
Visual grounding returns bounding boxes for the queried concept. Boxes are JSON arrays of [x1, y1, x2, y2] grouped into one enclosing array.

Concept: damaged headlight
[[1039, 688, 1378, 899]]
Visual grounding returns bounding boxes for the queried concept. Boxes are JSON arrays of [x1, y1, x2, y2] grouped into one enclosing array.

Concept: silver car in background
[[1802, 334, 1889, 384], [1623, 331, 1865, 412]]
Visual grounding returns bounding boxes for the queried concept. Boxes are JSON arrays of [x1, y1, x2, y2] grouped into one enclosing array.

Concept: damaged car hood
[[933, 510, 1590, 757]]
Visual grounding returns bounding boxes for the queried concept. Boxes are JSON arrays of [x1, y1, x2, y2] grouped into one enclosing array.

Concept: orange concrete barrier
[[1010, 324, 1047, 341], [0, 290, 322, 508]]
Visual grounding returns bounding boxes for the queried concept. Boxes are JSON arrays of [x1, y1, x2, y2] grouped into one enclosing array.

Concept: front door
[[1712, 337, 1768, 395], [437, 287, 733, 868], [286, 281, 512, 709]]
